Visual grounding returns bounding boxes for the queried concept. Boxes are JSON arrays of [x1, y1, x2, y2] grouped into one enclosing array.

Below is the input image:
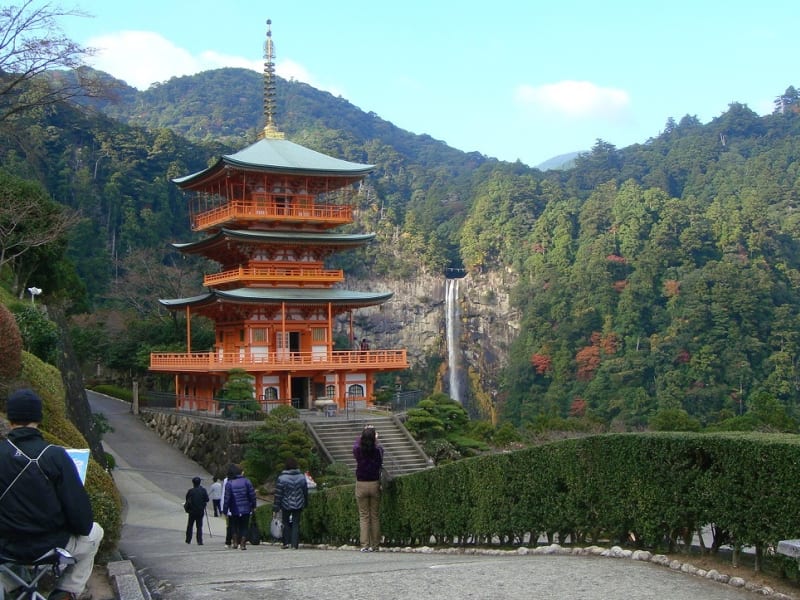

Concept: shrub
[[243, 405, 316, 485], [300, 431, 800, 565], [220, 369, 261, 419], [9, 351, 123, 558], [0, 302, 22, 384], [10, 303, 59, 365], [318, 462, 355, 488], [649, 408, 702, 432], [90, 384, 133, 402]]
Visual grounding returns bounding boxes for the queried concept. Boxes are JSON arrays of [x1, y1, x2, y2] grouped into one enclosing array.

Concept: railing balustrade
[[203, 265, 344, 287], [191, 198, 353, 231], [150, 349, 408, 372]]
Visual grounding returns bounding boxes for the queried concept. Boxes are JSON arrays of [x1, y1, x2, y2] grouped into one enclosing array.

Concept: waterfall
[[446, 278, 462, 404]]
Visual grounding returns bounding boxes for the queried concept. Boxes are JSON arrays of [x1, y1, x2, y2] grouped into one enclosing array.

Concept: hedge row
[[272, 432, 800, 560]]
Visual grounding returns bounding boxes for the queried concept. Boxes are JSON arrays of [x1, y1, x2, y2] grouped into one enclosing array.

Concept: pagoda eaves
[[173, 138, 374, 189]]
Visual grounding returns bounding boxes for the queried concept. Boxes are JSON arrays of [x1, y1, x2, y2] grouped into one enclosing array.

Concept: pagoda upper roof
[[159, 287, 393, 310], [173, 138, 374, 187], [172, 228, 375, 255]]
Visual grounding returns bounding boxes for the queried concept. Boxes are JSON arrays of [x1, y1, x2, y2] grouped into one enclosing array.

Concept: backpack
[[0, 440, 54, 505]]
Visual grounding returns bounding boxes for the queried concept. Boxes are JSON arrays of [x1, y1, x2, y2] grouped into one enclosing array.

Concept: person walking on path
[[185, 476, 209, 545], [0, 388, 104, 600], [353, 425, 383, 552], [209, 477, 223, 517], [223, 464, 256, 550], [273, 457, 308, 549], [219, 475, 234, 548]]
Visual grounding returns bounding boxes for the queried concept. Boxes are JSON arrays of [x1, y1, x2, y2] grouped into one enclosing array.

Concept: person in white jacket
[[209, 477, 223, 517]]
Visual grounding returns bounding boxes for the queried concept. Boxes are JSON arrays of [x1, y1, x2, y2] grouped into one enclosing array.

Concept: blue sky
[[60, 0, 799, 167]]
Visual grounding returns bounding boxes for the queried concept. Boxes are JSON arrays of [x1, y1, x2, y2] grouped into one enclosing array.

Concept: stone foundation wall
[[140, 409, 259, 478]]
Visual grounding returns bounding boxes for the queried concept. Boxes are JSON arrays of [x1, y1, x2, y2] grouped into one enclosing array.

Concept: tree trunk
[[51, 306, 106, 468]]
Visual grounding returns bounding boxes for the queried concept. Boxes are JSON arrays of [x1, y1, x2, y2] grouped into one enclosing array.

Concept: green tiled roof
[[172, 228, 375, 253], [160, 287, 392, 309], [173, 138, 374, 185]]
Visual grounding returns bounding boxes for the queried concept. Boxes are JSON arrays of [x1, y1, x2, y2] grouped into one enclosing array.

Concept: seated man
[[0, 388, 104, 600]]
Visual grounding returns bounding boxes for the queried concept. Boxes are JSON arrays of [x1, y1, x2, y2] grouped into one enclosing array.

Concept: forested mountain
[[4, 64, 800, 433]]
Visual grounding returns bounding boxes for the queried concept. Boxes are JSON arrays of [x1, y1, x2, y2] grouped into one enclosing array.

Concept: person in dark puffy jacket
[[0, 388, 104, 600], [223, 463, 257, 550], [184, 476, 209, 545], [272, 457, 308, 549]]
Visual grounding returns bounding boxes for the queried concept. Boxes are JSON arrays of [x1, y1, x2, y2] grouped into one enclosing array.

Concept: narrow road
[[88, 392, 762, 600]]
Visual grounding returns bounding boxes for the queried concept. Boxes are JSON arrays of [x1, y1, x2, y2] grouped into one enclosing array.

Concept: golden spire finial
[[260, 18, 284, 139]]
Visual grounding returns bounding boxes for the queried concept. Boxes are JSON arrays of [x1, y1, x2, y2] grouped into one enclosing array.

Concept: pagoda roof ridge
[[172, 228, 376, 253], [159, 287, 393, 309], [173, 138, 374, 186]]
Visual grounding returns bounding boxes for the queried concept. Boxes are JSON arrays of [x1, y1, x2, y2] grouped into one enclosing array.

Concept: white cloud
[[515, 80, 631, 121], [85, 30, 333, 93], [87, 31, 201, 89], [276, 58, 344, 98], [200, 50, 261, 73], [275, 59, 310, 83]]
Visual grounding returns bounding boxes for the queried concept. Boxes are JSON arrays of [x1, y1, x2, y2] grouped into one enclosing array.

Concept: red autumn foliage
[[575, 345, 600, 381], [600, 333, 618, 355], [569, 397, 588, 418], [575, 332, 619, 381], [531, 353, 552, 374]]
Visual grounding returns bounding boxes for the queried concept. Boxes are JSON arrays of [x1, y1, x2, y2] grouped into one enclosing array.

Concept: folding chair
[[0, 547, 75, 600]]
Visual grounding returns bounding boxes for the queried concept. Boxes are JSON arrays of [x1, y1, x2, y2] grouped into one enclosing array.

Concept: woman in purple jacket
[[223, 463, 257, 550], [352, 425, 383, 552]]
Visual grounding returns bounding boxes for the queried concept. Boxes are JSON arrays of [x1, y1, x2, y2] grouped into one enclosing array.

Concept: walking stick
[[205, 506, 213, 538]]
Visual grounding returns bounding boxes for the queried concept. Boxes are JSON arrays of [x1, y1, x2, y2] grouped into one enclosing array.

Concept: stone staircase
[[304, 413, 431, 476]]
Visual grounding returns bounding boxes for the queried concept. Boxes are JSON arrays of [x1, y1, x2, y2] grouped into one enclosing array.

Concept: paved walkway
[[89, 392, 763, 600]]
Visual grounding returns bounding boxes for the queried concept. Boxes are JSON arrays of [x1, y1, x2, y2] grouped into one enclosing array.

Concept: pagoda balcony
[[191, 197, 353, 231], [204, 266, 344, 287], [149, 349, 408, 372]]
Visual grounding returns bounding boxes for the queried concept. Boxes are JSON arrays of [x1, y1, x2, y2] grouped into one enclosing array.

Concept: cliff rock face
[[459, 268, 520, 414], [340, 268, 519, 416]]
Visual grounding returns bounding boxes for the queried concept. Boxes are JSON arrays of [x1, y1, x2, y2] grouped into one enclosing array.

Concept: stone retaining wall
[[139, 409, 259, 478]]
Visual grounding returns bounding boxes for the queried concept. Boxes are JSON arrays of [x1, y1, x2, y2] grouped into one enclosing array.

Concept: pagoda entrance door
[[276, 331, 301, 359], [291, 377, 309, 409], [275, 331, 300, 358]]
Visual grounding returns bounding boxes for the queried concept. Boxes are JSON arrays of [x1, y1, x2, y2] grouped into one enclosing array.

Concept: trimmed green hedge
[[270, 432, 800, 558]]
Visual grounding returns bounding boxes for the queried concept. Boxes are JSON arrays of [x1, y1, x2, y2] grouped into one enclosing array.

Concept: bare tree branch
[[0, 1, 102, 123]]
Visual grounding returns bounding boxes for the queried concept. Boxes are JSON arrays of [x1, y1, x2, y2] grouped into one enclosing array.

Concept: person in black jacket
[[0, 388, 104, 600], [185, 476, 209, 545], [272, 457, 308, 549]]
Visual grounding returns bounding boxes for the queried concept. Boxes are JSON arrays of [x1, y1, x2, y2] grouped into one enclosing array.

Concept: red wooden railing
[[192, 198, 352, 231], [150, 349, 408, 372], [203, 265, 344, 287]]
